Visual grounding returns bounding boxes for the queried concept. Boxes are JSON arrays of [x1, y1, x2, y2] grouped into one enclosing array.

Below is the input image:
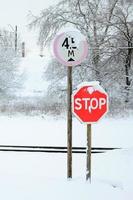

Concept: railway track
[[0, 145, 120, 154]]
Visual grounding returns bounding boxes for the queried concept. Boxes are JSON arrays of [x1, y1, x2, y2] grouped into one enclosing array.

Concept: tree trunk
[[93, 48, 101, 82], [125, 41, 132, 103]]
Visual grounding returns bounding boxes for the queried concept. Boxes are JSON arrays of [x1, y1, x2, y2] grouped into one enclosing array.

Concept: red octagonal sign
[[72, 82, 108, 123]]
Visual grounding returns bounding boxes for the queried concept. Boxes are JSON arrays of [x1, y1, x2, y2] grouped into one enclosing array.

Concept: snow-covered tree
[[29, 0, 133, 114], [0, 29, 21, 99], [29, 0, 119, 77], [112, 5, 133, 103], [98, 2, 133, 105]]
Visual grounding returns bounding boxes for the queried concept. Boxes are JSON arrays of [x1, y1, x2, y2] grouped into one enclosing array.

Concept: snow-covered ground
[[0, 115, 133, 199]]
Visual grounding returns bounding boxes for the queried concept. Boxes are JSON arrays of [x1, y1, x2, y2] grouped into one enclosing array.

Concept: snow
[[0, 116, 132, 148], [0, 176, 127, 200], [77, 81, 100, 87], [0, 115, 133, 199], [18, 54, 49, 97], [73, 81, 107, 95]]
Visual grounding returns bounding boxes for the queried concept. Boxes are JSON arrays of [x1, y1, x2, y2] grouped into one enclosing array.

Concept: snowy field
[[0, 115, 133, 200]]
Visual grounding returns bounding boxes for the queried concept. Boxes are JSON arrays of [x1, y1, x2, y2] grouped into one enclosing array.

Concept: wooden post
[[67, 66, 72, 179], [86, 124, 91, 182], [15, 25, 17, 52], [22, 42, 25, 57]]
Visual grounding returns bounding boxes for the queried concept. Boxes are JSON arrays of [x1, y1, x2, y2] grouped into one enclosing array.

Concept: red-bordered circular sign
[[53, 30, 88, 66]]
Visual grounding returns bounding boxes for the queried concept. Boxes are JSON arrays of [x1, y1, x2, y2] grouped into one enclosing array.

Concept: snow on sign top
[[53, 29, 88, 66]]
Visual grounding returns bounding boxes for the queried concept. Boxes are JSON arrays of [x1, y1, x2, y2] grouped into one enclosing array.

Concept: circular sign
[[53, 30, 88, 66]]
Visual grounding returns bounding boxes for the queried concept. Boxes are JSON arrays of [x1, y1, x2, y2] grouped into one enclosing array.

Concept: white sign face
[[53, 30, 88, 66]]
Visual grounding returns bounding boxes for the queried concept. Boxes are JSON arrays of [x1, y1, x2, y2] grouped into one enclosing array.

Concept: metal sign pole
[[67, 66, 72, 179], [86, 124, 91, 182]]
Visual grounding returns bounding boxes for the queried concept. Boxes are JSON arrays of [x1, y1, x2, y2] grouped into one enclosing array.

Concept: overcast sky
[[0, 0, 59, 54]]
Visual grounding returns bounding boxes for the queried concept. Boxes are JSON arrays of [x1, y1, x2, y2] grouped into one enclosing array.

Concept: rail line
[[0, 145, 120, 154]]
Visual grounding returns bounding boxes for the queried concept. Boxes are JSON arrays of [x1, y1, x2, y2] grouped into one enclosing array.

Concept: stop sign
[[72, 82, 108, 123]]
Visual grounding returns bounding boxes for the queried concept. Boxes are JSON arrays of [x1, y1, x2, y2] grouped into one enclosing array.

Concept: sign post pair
[[53, 29, 108, 181]]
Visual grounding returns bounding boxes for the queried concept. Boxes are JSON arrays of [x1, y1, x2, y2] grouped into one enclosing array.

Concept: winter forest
[[0, 0, 132, 117], [30, 0, 133, 116]]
